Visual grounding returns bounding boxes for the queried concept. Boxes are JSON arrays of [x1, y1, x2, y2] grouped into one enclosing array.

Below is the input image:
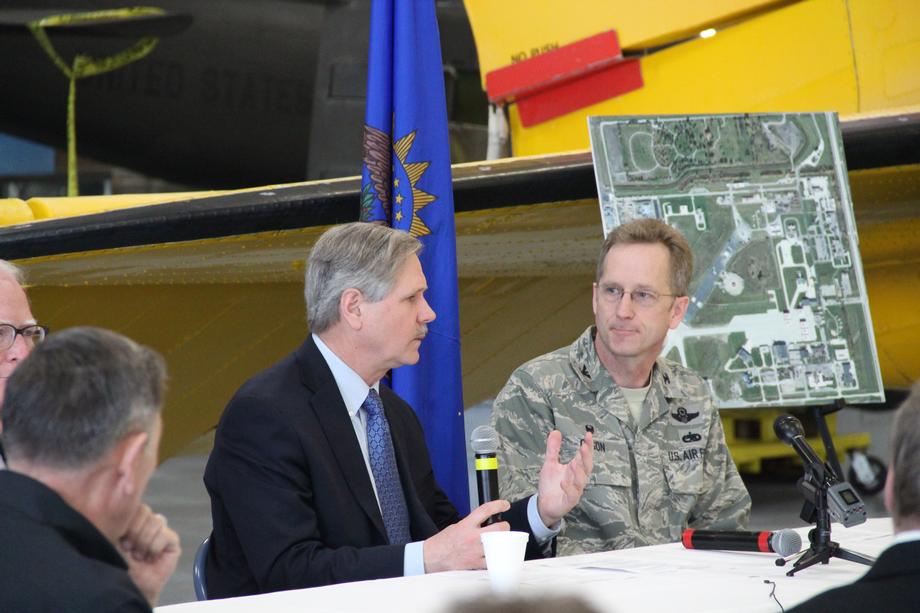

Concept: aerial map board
[[588, 113, 885, 408]]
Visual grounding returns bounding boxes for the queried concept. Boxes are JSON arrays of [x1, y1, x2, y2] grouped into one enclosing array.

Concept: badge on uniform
[[671, 407, 699, 423]]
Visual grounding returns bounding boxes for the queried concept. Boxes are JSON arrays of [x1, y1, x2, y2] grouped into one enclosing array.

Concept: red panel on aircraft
[[484, 30, 643, 127], [516, 58, 643, 126], [485, 30, 623, 104]]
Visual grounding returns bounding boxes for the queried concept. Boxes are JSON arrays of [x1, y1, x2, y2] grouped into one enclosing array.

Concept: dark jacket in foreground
[[787, 540, 920, 613], [0, 470, 149, 612], [204, 336, 541, 597]]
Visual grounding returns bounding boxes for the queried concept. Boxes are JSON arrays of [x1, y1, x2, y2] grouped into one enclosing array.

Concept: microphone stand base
[[785, 541, 875, 577]]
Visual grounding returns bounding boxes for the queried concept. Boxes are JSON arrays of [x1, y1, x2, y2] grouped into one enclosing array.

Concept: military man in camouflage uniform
[[493, 219, 751, 556]]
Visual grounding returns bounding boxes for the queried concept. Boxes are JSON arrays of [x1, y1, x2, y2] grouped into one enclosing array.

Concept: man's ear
[[669, 295, 690, 329], [884, 467, 895, 516], [340, 288, 364, 330], [114, 431, 149, 498]]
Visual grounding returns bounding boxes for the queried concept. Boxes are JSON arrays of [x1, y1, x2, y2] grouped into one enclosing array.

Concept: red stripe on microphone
[[757, 531, 771, 553], [682, 529, 695, 549]]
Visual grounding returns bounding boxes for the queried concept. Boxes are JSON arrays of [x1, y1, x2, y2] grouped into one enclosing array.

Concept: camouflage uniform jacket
[[492, 326, 751, 556]]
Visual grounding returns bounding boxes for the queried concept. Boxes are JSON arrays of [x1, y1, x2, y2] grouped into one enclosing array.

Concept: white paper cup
[[480, 531, 529, 594]]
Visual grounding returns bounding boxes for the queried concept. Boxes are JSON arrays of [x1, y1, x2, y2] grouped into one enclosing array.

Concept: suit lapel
[[296, 339, 387, 540]]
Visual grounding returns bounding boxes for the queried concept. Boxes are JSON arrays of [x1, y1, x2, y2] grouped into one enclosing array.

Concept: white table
[[158, 518, 893, 613]]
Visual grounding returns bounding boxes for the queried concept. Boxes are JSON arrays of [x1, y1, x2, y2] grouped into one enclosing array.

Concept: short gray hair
[[305, 222, 421, 333], [2, 327, 167, 469], [0, 260, 25, 285], [890, 382, 920, 527]]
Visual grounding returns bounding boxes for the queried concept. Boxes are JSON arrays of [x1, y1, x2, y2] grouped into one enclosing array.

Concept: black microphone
[[470, 425, 501, 524], [682, 528, 802, 557], [773, 415, 828, 477], [775, 414, 868, 527]]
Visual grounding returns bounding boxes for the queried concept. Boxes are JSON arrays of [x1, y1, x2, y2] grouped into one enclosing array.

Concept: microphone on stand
[[773, 415, 828, 477], [774, 413, 868, 527], [682, 529, 803, 557], [470, 425, 501, 524]]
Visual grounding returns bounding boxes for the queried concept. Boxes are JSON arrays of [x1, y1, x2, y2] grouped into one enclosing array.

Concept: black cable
[[763, 579, 785, 612]]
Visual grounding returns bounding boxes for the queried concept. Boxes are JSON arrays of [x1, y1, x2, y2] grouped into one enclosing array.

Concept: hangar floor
[[146, 405, 894, 607]]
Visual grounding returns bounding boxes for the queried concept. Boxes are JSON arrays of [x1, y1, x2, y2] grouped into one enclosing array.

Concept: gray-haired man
[[205, 222, 593, 596], [0, 260, 48, 467], [493, 218, 750, 555], [0, 327, 180, 611]]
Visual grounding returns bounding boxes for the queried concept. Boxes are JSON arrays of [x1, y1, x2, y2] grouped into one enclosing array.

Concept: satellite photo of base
[[589, 113, 884, 408]]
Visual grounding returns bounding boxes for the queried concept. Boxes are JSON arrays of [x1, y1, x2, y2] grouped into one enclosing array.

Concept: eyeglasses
[[598, 285, 679, 308], [0, 324, 49, 351]]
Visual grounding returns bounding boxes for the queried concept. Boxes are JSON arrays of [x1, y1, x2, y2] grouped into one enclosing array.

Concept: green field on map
[[589, 113, 884, 408]]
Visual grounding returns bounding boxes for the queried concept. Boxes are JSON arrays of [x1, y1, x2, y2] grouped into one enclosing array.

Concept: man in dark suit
[[204, 222, 594, 597], [788, 382, 920, 612], [0, 327, 180, 611]]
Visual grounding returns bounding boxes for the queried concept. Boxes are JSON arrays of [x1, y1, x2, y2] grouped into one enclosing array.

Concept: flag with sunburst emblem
[[360, 0, 468, 513]]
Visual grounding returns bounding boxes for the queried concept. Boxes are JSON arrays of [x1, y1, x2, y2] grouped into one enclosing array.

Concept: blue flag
[[360, 0, 469, 514]]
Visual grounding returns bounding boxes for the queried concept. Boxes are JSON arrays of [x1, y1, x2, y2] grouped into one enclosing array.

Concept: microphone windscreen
[[771, 529, 803, 557], [470, 425, 499, 455], [773, 414, 804, 444]]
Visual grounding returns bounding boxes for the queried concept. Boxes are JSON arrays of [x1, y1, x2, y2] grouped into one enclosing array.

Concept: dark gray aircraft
[[0, 0, 483, 188]]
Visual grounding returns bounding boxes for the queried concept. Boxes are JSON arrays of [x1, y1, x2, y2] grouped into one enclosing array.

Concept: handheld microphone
[[682, 529, 802, 557], [470, 425, 501, 524]]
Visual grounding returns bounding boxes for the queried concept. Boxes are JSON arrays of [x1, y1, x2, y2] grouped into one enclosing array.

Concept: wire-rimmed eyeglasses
[[598, 285, 679, 308], [0, 324, 49, 351]]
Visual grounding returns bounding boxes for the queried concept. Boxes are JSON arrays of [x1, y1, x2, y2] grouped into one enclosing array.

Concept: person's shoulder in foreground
[[0, 471, 151, 612], [785, 539, 920, 612], [0, 327, 179, 612]]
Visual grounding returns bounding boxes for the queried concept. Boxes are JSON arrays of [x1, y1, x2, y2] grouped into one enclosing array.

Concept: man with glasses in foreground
[[493, 218, 750, 555], [0, 260, 48, 467]]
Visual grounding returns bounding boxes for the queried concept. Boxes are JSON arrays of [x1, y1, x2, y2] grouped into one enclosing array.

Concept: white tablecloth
[[158, 518, 893, 613]]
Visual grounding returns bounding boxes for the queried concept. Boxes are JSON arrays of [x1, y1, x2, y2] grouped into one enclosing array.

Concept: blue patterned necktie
[[362, 388, 411, 545]]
